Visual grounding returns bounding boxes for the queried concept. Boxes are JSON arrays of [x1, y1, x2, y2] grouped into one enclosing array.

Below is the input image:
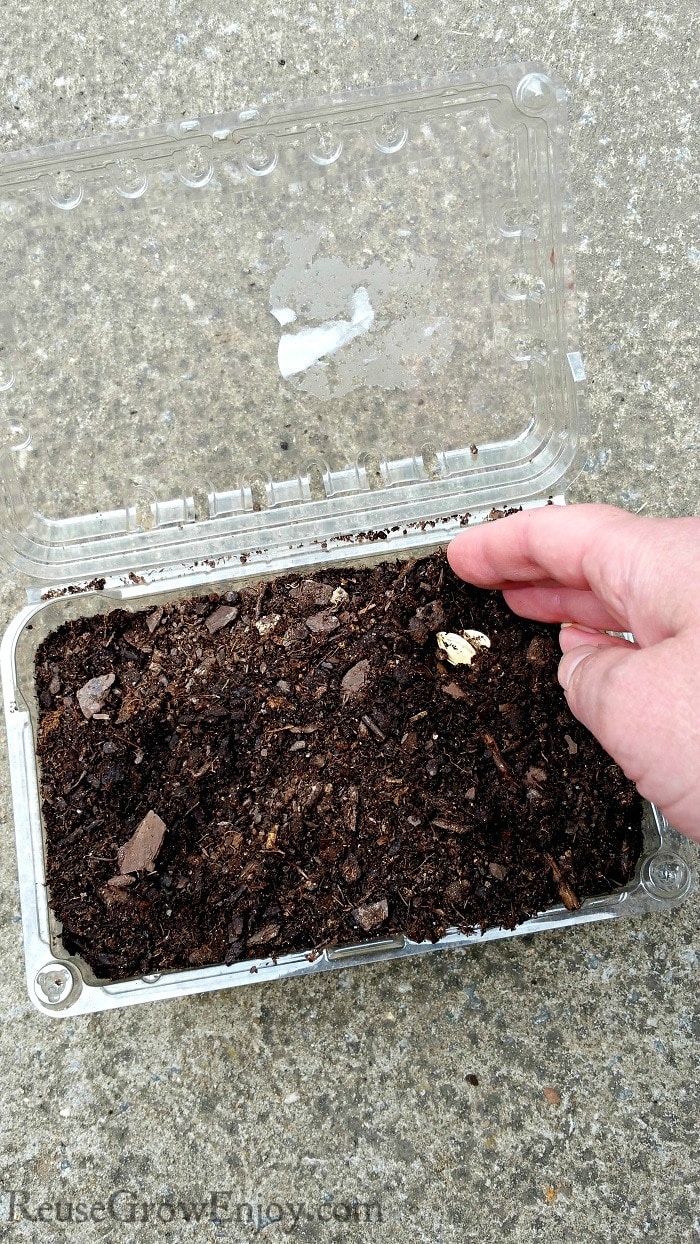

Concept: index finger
[[446, 503, 700, 642], [447, 504, 637, 591]]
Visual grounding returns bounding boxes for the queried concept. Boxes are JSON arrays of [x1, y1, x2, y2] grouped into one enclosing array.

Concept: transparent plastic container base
[[1, 521, 695, 1018], [0, 65, 693, 1016]]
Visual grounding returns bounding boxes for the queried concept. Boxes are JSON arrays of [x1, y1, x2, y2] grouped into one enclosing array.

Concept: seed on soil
[[436, 630, 490, 666]]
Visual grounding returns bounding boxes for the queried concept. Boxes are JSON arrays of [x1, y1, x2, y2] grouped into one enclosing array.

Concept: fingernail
[[560, 622, 602, 634], [558, 645, 599, 691]]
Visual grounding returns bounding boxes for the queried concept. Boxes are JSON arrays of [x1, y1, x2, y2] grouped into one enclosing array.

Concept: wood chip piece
[[115, 688, 141, 725], [432, 818, 468, 835], [117, 810, 167, 874], [352, 898, 389, 932], [415, 600, 447, 633], [340, 659, 370, 700], [544, 852, 580, 911], [76, 673, 115, 720], [343, 785, 359, 834], [442, 681, 467, 700], [306, 610, 340, 635], [305, 784, 323, 810], [361, 714, 386, 742], [122, 627, 153, 653], [106, 874, 135, 889], [290, 580, 334, 609], [100, 884, 134, 907], [341, 853, 361, 883], [205, 605, 239, 634], [247, 922, 280, 947], [146, 607, 164, 633], [564, 733, 578, 755], [543, 1086, 561, 1106], [488, 862, 507, 881]]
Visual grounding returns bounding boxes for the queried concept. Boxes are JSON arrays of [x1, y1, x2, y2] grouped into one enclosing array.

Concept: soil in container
[[34, 549, 643, 979]]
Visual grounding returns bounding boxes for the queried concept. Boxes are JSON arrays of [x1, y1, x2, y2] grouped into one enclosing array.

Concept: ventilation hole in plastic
[[499, 204, 540, 238], [506, 333, 549, 365], [502, 271, 546, 302], [190, 484, 212, 521], [2, 418, 29, 448], [305, 461, 327, 502], [308, 124, 343, 166], [358, 451, 384, 491], [243, 141, 278, 177], [252, 480, 267, 511], [47, 172, 84, 210], [127, 488, 156, 532], [176, 147, 214, 189], [374, 111, 408, 154], [420, 441, 442, 479], [247, 476, 269, 512], [113, 157, 148, 199]]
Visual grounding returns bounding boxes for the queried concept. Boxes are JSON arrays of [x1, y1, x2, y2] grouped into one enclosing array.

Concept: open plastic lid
[[0, 63, 585, 589]]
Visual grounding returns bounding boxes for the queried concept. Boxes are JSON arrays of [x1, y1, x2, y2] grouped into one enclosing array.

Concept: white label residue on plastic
[[270, 307, 298, 326], [268, 228, 453, 399], [278, 286, 374, 379]]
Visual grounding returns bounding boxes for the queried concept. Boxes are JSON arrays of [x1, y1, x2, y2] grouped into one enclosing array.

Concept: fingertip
[[558, 625, 637, 654], [447, 527, 479, 581], [558, 624, 603, 653], [557, 644, 600, 691]]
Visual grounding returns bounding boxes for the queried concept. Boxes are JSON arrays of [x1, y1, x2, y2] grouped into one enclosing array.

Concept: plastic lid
[[0, 63, 584, 587]]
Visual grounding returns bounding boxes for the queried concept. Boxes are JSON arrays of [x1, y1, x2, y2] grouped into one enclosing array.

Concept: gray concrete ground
[[0, 2, 699, 1241]]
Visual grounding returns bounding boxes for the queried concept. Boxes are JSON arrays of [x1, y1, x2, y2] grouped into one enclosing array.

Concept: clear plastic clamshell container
[[0, 64, 693, 1015]]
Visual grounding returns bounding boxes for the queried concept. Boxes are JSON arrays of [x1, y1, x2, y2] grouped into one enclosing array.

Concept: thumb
[[557, 636, 700, 841], [558, 643, 642, 769]]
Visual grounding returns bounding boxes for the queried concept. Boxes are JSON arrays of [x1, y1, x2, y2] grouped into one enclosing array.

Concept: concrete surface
[[0, 2, 699, 1241]]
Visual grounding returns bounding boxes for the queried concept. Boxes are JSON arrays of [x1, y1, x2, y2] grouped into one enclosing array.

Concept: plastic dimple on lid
[[0, 62, 584, 587]]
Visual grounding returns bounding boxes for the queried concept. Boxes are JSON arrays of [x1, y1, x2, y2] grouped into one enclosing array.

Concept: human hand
[[447, 503, 700, 843]]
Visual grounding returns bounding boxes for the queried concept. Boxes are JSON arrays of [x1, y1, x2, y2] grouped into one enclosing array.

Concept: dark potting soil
[[35, 550, 643, 980]]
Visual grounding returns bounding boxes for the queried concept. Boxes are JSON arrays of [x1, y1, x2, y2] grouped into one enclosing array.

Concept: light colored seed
[[436, 630, 490, 666], [461, 629, 491, 650]]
